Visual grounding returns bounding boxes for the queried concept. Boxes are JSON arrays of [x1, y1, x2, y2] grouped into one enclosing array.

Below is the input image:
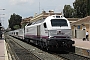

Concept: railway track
[[53, 52, 90, 60], [5, 34, 90, 60], [5, 34, 62, 60], [5, 34, 41, 60]]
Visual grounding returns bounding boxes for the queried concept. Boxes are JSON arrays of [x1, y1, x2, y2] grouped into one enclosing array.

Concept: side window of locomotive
[[14, 32, 15, 35], [43, 23, 47, 28], [51, 19, 68, 26], [16, 32, 18, 35]]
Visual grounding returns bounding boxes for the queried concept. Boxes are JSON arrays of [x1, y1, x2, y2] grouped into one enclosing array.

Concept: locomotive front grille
[[47, 38, 74, 46]]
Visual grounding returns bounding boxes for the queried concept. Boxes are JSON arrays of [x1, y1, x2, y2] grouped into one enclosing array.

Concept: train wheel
[[35, 41, 38, 45], [40, 42, 43, 48], [41, 42, 46, 49], [25, 38, 30, 43], [46, 46, 50, 51], [28, 39, 30, 43]]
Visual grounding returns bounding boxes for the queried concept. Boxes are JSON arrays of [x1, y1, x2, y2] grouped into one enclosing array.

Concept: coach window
[[43, 23, 47, 28]]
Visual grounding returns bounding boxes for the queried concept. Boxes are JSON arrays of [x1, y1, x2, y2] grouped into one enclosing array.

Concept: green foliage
[[21, 22, 27, 28], [63, 5, 75, 18], [73, 0, 88, 18], [8, 13, 22, 30], [63, 0, 90, 18], [13, 25, 20, 30], [87, 0, 90, 15]]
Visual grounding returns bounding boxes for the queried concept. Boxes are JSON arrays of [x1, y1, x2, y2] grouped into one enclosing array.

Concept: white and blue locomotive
[[9, 15, 75, 51]]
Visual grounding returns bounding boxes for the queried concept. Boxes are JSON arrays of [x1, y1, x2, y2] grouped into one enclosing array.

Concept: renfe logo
[[57, 31, 64, 35]]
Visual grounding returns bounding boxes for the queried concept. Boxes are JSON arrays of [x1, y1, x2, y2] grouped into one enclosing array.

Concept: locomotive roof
[[31, 15, 65, 25], [31, 19, 45, 25], [27, 15, 66, 26]]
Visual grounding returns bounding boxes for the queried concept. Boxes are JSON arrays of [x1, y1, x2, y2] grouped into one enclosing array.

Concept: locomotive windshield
[[51, 19, 68, 26]]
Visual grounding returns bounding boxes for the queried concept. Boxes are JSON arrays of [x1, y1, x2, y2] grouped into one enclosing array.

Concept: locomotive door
[[37, 25, 40, 38]]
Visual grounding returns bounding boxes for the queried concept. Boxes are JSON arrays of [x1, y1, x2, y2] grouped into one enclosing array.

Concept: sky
[[0, 0, 75, 29]]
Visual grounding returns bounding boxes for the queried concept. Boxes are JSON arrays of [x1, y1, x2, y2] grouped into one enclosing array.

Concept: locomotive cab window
[[51, 19, 68, 27], [43, 23, 47, 28]]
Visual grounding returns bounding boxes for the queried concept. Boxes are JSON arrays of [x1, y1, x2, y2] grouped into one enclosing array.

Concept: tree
[[73, 0, 88, 18], [87, 0, 90, 15], [13, 25, 20, 30], [63, 5, 75, 18], [8, 13, 22, 30], [21, 22, 27, 28]]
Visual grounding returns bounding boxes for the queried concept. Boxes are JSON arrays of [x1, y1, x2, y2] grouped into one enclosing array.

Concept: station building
[[71, 16, 90, 40]]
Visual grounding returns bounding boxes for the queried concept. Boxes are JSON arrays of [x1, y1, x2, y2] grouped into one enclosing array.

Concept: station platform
[[0, 35, 8, 60], [72, 38, 90, 58], [72, 38, 90, 50]]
